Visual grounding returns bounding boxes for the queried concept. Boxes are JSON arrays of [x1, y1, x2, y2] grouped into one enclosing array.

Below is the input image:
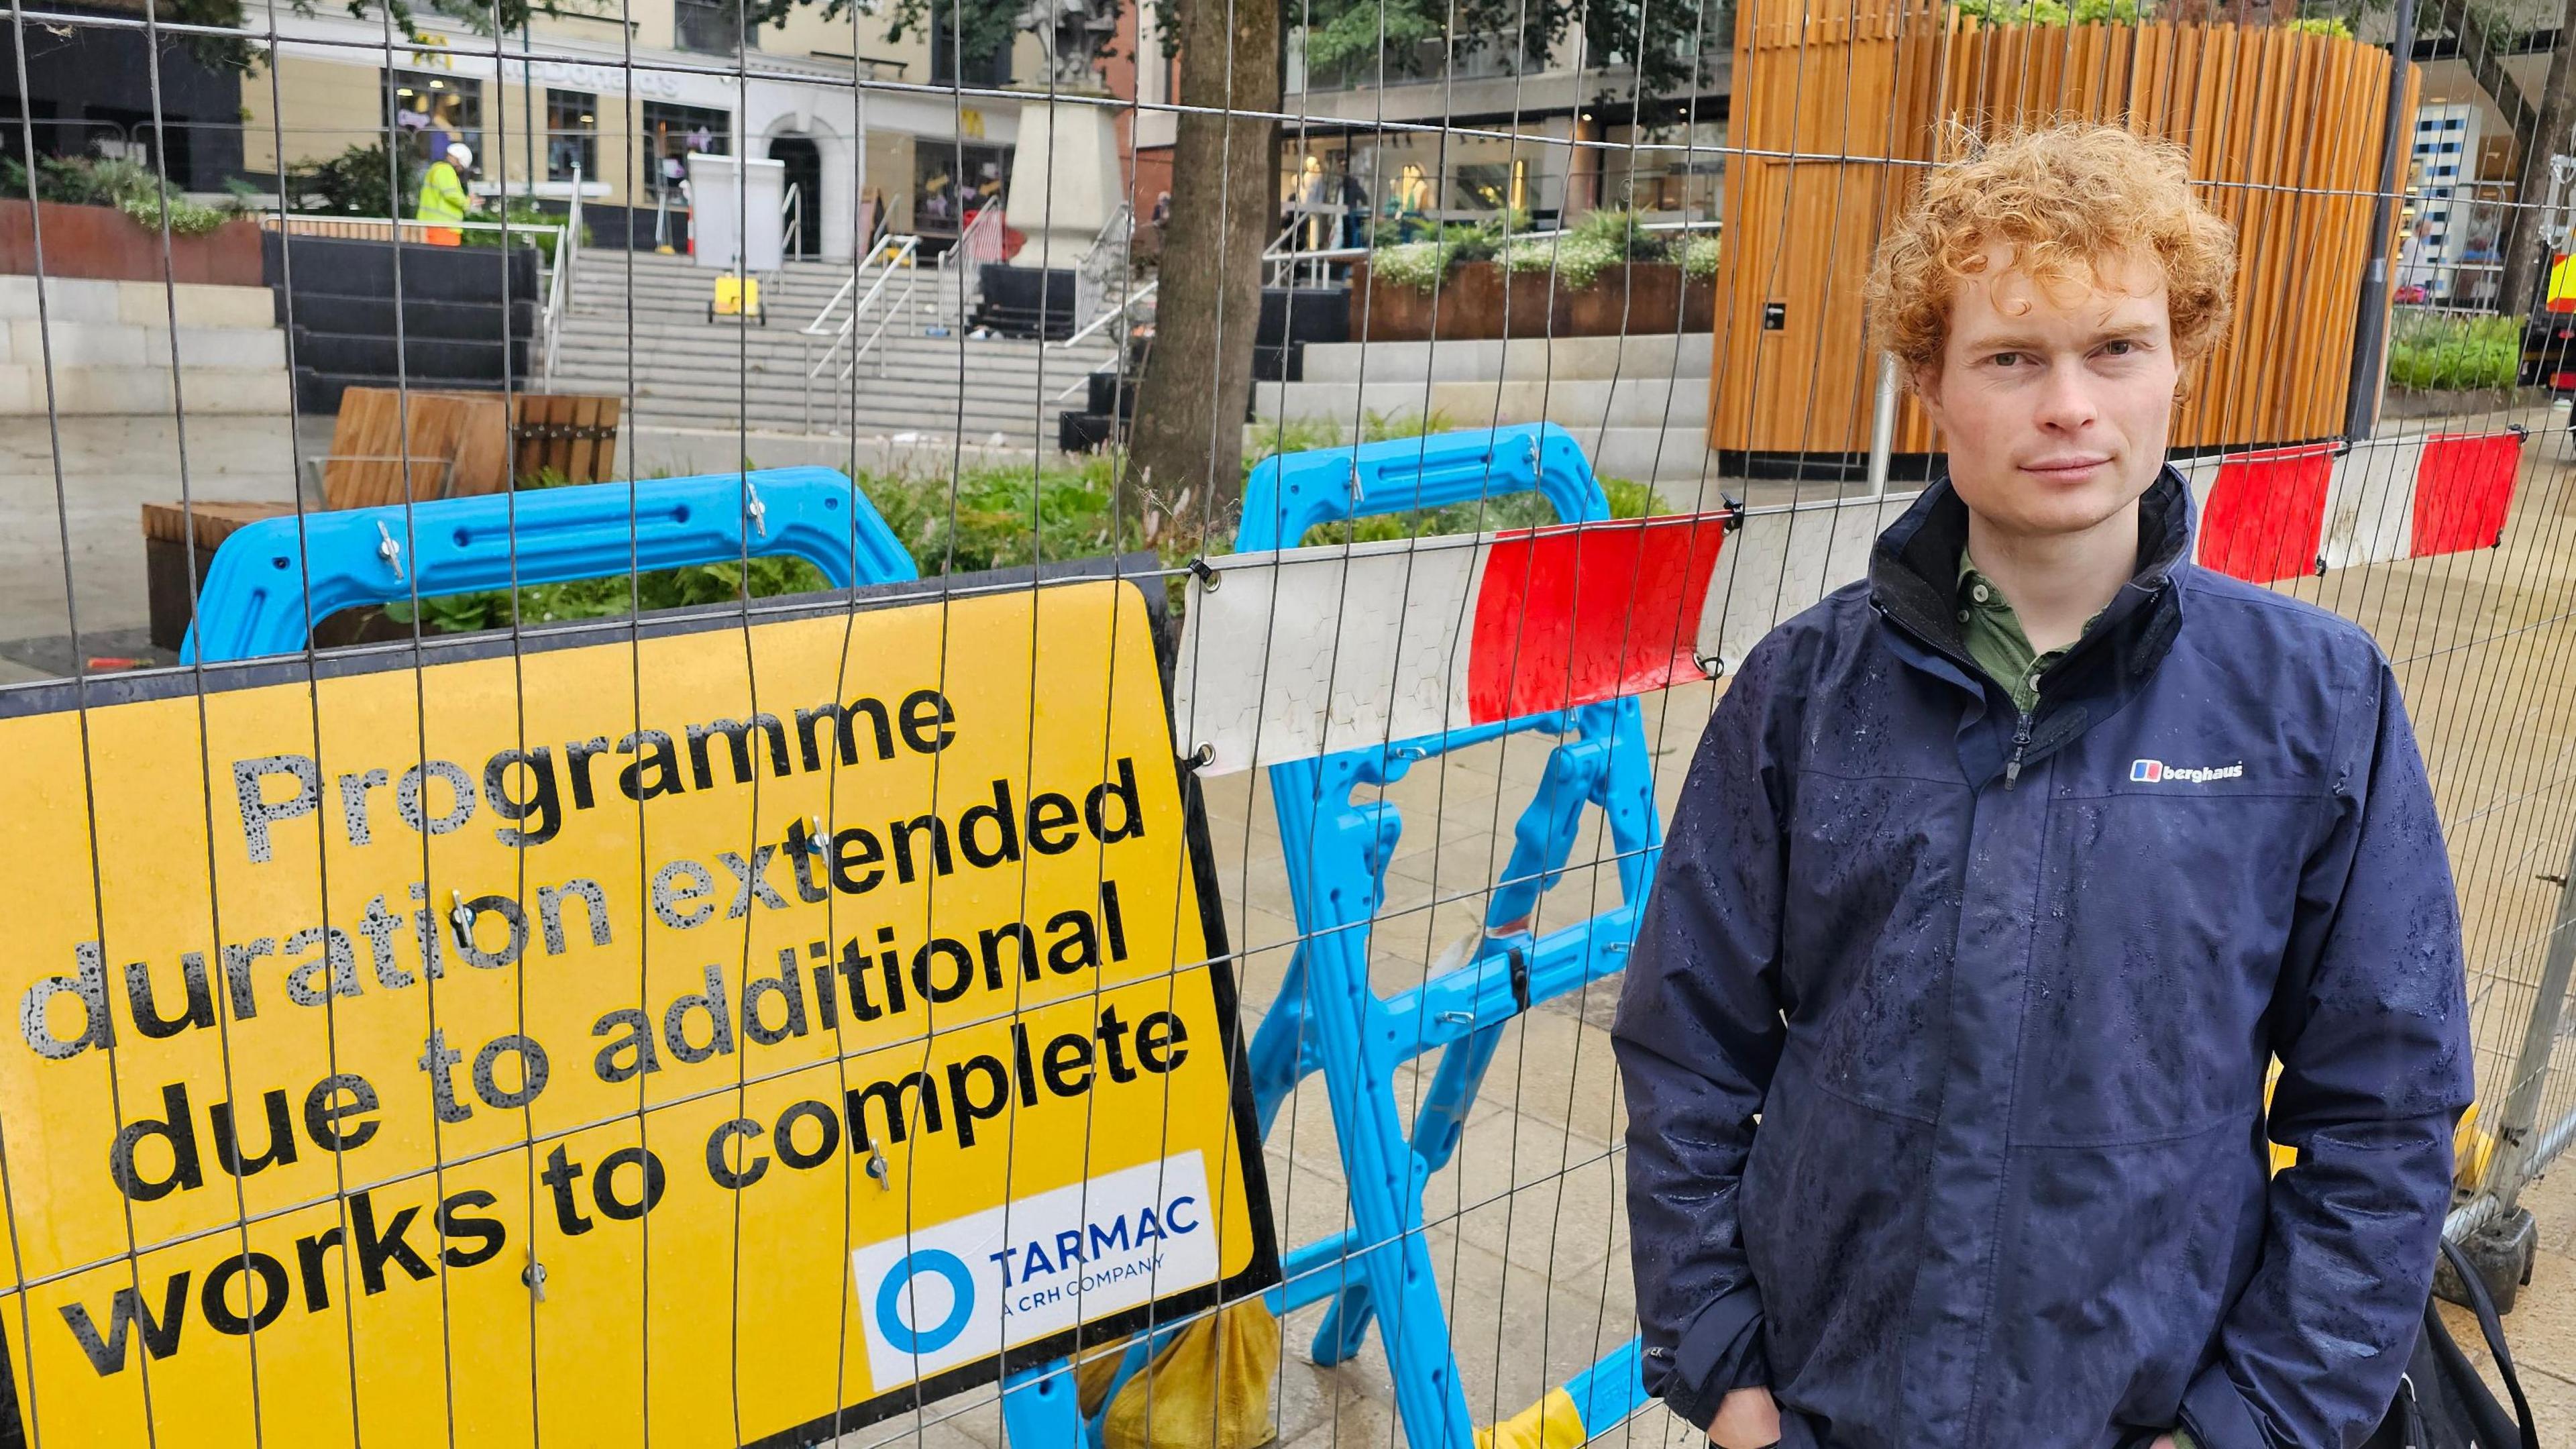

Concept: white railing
[[937, 206, 1002, 325], [781, 182, 802, 260], [543, 166, 584, 385], [1054, 278, 1156, 357], [802, 233, 923, 431]]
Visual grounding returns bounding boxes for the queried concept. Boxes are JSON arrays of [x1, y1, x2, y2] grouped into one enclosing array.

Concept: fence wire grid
[[0, 0, 2571, 1444]]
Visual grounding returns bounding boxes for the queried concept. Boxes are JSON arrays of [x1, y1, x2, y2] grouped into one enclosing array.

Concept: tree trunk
[[2502, 0, 2576, 320], [1126, 0, 1279, 525]]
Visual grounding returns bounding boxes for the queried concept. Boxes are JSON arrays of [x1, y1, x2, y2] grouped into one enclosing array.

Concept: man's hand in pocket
[[1707, 1387, 1782, 1449]]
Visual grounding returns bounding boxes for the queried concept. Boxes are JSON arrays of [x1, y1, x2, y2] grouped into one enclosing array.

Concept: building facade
[[239, 0, 1076, 262], [1273, 15, 1729, 237]]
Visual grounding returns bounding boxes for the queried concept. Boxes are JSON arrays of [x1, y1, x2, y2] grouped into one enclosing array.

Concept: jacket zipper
[[2004, 708, 2033, 790]]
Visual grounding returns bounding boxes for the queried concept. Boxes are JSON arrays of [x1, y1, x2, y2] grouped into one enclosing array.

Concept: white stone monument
[[1002, 94, 1122, 272]]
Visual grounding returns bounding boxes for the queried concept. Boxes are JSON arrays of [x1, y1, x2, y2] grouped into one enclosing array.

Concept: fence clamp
[[522, 1254, 548, 1303], [745, 478, 769, 539], [1188, 557, 1220, 593], [1721, 494, 1747, 533], [375, 521, 405, 582]]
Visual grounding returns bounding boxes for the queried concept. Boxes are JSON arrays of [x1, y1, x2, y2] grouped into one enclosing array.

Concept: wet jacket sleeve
[[2179, 663, 2475, 1449], [1613, 635, 1795, 1430]]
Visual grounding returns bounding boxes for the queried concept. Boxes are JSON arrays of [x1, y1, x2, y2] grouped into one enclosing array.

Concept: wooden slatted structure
[[1713, 0, 2415, 456], [511, 392, 623, 484], [138, 389, 625, 650], [323, 389, 505, 506]]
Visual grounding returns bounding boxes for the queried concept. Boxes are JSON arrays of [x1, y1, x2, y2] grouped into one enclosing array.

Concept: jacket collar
[[1867, 464, 2196, 785]]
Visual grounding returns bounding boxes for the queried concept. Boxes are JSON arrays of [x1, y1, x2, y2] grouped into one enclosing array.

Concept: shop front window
[[384, 69, 482, 168], [643, 100, 731, 196], [914, 140, 1010, 235], [546, 89, 596, 182]]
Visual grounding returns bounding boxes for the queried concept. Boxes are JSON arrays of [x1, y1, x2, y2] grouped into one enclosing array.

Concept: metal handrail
[[799, 233, 915, 337], [781, 181, 802, 260], [801, 233, 923, 429], [543, 165, 584, 384], [1054, 278, 1155, 352], [937, 206, 1000, 323], [803, 273, 920, 431]]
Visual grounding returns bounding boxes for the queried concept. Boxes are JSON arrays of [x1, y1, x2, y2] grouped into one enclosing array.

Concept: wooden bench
[[141, 389, 624, 650]]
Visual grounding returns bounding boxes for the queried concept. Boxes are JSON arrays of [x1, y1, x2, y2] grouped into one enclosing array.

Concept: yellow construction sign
[[0, 576, 1274, 1446]]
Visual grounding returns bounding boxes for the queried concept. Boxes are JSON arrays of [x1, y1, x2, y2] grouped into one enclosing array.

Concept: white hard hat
[[446, 144, 473, 169]]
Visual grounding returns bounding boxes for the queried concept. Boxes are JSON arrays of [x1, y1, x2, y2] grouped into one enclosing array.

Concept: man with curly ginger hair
[[1615, 123, 2471, 1449]]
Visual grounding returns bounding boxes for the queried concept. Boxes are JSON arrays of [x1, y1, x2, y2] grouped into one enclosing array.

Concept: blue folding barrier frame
[[178, 441, 1650, 1446], [183, 466, 916, 663], [1002, 423, 1658, 1449]]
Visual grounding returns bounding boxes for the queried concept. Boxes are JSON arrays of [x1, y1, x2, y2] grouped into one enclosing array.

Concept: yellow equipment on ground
[[707, 272, 765, 325], [1072, 1301, 1280, 1449], [2263, 1061, 2494, 1185]]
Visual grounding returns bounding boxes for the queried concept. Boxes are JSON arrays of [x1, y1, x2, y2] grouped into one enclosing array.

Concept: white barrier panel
[[1173, 533, 1488, 774], [1695, 492, 1921, 676], [2324, 437, 2427, 569]]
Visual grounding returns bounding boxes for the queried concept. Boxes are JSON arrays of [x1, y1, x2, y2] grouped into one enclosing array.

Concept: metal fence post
[[2444, 828, 2576, 1311], [2485, 829, 2576, 1218], [2344, 0, 2417, 442]]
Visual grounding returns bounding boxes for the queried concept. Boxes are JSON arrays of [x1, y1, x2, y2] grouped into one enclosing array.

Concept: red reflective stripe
[[1464, 516, 1730, 723], [2198, 443, 2333, 584], [2411, 431, 2523, 557]]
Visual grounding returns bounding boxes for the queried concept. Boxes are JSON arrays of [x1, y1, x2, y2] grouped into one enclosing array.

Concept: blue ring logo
[[875, 1248, 976, 1356]]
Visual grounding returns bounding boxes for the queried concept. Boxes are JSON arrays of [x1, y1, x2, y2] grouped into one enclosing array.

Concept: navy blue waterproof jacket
[[1614, 469, 2473, 1449]]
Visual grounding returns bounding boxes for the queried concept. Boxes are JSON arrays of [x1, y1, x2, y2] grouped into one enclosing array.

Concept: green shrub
[[1572, 207, 1671, 264], [2386, 312, 2522, 392], [1949, 0, 2140, 21], [289, 142, 419, 220], [1295, 470, 1670, 546], [1949, 0, 2343, 25], [380, 441, 1674, 636], [1, 153, 229, 235], [1250, 409, 1460, 465]]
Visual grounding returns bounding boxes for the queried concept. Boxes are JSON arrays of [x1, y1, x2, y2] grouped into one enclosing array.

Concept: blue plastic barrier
[[1002, 423, 1658, 1448], [182, 466, 916, 663]]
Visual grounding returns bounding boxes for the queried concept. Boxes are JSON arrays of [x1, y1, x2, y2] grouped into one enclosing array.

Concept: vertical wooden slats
[[508, 394, 625, 484], [1715, 15, 2401, 455]]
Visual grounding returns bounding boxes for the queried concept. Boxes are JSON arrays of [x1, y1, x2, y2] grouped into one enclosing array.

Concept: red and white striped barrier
[[2175, 428, 2527, 579], [1173, 431, 2530, 773], [1173, 515, 1733, 773]]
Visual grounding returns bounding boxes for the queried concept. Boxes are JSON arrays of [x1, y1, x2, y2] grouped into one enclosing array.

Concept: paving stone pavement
[[9, 413, 2576, 1448]]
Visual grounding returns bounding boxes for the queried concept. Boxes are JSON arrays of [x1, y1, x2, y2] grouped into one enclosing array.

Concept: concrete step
[[1297, 332, 1713, 384], [610, 402, 1057, 450], [0, 363, 291, 416], [549, 328, 1116, 376], [1253, 376, 1708, 430], [559, 369, 1073, 421], [0, 276, 276, 329], [549, 343, 1110, 390]]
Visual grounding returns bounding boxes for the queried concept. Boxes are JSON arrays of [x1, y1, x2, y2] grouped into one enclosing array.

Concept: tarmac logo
[[2131, 759, 2244, 784], [848, 1151, 1220, 1389]]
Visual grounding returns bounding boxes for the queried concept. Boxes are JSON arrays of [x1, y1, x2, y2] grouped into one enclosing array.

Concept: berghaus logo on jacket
[[2131, 759, 2245, 784]]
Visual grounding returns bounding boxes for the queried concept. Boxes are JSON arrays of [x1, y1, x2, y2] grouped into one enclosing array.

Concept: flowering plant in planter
[[1371, 207, 1692, 294]]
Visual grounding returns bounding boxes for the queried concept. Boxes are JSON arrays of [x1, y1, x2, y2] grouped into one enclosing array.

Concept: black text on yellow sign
[[0, 576, 1275, 1448]]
